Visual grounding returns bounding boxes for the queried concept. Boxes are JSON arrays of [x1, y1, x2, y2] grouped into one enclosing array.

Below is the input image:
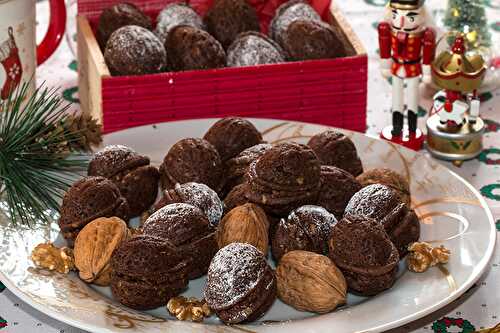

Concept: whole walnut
[[216, 203, 269, 255], [356, 168, 411, 206], [276, 250, 347, 313], [74, 217, 131, 286]]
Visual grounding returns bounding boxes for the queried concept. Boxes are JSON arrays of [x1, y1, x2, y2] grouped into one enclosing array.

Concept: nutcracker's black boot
[[391, 111, 403, 136], [408, 110, 418, 134]]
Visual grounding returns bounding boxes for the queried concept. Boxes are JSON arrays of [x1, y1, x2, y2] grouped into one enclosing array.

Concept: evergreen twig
[[0, 82, 94, 226]]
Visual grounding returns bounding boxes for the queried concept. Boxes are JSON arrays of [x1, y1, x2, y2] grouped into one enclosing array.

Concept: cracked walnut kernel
[[167, 296, 211, 322], [31, 243, 75, 274], [407, 242, 450, 273]]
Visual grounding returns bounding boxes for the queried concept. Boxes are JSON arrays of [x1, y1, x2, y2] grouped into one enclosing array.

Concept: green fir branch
[[0, 82, 90, 226]]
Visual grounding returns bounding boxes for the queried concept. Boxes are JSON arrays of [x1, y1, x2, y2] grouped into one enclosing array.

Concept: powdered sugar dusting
[[175, 182, 223, 227], [105, 25, 166, 74], [204, 243, 267, 309], [94, 145, 135, 159], [155, 4, 204, 42], [288, 205, 337, 241], [271, 2, 321, 44], [146, 202, 199, 225], [345, 184, 395, 218], [238, 144, 273, 160], [227, 34, 285, 67]]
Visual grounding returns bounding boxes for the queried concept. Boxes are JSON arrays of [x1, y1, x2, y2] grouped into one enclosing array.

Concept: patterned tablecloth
[[0, 0, 499, 332]]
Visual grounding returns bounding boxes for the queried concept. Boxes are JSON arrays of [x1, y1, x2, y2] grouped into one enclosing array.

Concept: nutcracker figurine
[[426, 34, 487, 165], [378, 0, 436, 150]]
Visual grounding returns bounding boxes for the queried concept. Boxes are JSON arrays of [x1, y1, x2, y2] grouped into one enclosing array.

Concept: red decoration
[[380, 126, 425, 151], [37, 0, 67, 65], [77, 0, 367, 134], [0, 28, 22, 100]]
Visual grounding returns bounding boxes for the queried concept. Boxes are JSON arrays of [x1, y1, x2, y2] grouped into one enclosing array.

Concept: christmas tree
[[444, 0, 492, 50]]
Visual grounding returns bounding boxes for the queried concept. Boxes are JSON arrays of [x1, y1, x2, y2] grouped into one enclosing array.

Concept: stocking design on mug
[[0, 0, 36, 100], [0, 0, 65, 100], [0, 27, 23, 99]]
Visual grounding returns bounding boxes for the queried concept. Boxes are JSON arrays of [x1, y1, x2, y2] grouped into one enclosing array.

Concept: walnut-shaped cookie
[[88, 145, 160, 217], [58, 176, 130, 247], [329, 214, 399, 296], [272, 205, 337, 262], [204, 243, 276, 323], [344, 184, 419, 257]]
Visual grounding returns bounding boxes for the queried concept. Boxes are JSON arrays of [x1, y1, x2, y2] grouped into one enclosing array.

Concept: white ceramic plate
[[0, 119, 495, 333]]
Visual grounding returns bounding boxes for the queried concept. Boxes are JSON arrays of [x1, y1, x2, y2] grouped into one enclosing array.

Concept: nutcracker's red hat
[[390, 0, 425, 10]]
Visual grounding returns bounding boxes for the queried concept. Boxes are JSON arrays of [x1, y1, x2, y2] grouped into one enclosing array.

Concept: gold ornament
[[167, 296, 212, 322], [31, 243, 75, 274], [431, 34, 487, 93], [407, 242, 451, 273]]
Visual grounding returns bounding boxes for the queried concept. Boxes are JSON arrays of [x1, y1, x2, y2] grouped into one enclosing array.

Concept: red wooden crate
[[77, 0, 367, 133]]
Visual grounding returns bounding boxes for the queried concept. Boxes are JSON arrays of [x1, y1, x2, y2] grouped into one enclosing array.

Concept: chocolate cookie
[[272, 205, 337, 262], [282, 19, 347, 61], [110, 235, 189, 310], [96, 3, 152, 50], [227, 32, 287, 67], [245, 142, 321, 216], [224, 144, 273, 194], [204, 117, 263, 162], [142, 203, 217, 279], [204, 0, 260, 49], [104, 25, 166, 76], [166, 25, 226, 71], [154, 182, 223, 228], [356, 168, 411, 206], [223, 183, 251, 213], [269, 0, 321, 46], [307, 130, 363, 176], [88, 145, 159, 217], [328, 214, 399, 296], [155, 3, 204, 43], [204, 243, 276, 323], [58, 176, 130, 246], [159, 138, 224, 194], [317, 165, 362, 219], [344, 184, 419, 257]]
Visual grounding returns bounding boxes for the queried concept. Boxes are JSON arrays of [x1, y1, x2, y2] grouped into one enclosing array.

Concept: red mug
[[0, 0, 66, 100]]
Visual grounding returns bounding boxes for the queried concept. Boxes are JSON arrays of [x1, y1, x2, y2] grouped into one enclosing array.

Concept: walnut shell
[[216, 203, 269, 255], [276, 250, 347, 313], [74, 217, 130, 286]]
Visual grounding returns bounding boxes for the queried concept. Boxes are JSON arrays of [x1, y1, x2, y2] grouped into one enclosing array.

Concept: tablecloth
[[0, 0, 499, 332]]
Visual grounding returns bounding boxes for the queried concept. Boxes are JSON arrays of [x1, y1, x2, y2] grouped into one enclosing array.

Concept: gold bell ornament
[[425, 33, 487, 165]]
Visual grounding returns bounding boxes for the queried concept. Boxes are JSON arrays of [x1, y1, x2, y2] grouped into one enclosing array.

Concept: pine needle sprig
[[0, 82, 99, 226]]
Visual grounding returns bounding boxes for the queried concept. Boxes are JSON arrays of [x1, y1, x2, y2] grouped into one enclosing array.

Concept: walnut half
[[74, 217, 130, 286], [167, 296, 212, 322], [31, 243, 75, 274]]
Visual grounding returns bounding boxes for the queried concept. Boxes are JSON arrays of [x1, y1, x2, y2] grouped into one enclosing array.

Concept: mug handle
[[37, 0, 67, 65]]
